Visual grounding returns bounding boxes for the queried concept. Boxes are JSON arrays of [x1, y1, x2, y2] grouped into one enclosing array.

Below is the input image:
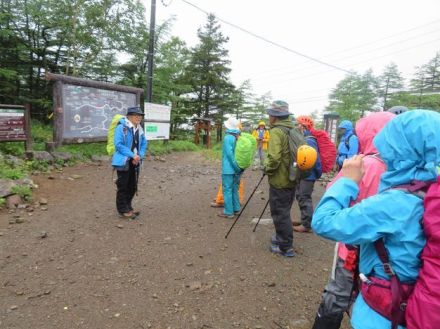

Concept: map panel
[[62, 85, 136, 139]]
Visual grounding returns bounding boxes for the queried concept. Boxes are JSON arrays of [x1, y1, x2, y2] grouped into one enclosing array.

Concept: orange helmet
[[296, 115, 314, 131], [296, 145, 317, 170]]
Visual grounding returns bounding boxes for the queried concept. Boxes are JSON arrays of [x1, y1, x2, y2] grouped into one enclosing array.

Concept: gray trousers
[[269, 185, 296, 251], [295, 179, 315, 229], [317, 256, 354, 317]]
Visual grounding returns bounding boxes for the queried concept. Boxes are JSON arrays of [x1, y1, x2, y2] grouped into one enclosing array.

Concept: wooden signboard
[[46, 73, 143, 145], [0, 104, 31, 150]]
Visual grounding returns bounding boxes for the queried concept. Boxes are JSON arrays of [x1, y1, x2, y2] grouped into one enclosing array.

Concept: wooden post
[[24, 103, 32, 153], [53, 80, 64, 147]]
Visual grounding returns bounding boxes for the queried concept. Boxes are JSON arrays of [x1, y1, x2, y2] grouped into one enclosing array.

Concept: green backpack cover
[[235, 132, 257, 169], [106, 114, 125, 155]]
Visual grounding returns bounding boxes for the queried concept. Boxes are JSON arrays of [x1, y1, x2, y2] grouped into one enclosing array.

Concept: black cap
[[126, 106, 144, 116]]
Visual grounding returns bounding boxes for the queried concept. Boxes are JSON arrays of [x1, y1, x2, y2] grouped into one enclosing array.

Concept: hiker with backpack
[[311, 111, 395, 329], [252, 121, 270, 168], [111, 106, 147, 219], [292, 116, 322, 233], [218, 117, 243, 219], [264, 100, 305, 257], [312, 110, 440, 329], [336, 120, 359, 170]]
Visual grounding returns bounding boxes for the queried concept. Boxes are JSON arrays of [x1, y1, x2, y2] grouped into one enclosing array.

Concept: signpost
[[144, 102, 171, 140], [0, 104, 31, 151], [323, 113, 340, 145]]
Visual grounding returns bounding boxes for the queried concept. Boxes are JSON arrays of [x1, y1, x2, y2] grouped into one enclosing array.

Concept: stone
[[189, 281, 202, 291], [30, 151, 54, 163], [6, 195, 22, 209], [39, 198, 48, 205], [91, 155, 110, 163], [5, 155, 24, 167], [51, 152, 73, 162], [0, 179, 17, 198]]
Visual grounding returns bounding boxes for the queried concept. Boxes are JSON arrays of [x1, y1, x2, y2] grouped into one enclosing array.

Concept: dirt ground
[[0, 152, 350, 329]]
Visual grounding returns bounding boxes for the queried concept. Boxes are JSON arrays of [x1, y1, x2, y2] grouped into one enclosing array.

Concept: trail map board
[[62, 85, 136, 140], [47, 73, 143, 145]]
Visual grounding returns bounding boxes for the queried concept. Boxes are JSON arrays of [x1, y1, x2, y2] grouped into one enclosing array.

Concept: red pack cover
[[310, 129, 336, 173], [406, 177, 440, 329]]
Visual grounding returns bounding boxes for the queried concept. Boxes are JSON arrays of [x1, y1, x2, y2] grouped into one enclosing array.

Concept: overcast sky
[[142, 0, 440, 116]]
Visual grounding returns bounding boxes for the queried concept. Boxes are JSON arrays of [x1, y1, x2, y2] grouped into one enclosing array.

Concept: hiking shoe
[[217, 213, 234, 219], [119, 211, 137, 220], [234, 210, 241, 215], [293, 225, 312, 233], [210, 202, 223, 208], [270, 244, 295, 257]]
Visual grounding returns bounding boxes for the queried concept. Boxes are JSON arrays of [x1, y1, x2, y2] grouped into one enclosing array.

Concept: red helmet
[[296, 115, 314, 130]]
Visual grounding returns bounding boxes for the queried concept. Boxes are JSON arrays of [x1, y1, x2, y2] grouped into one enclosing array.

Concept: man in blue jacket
[[336, 120, 359, 169], [112, 106, 147, 219], [218, 117, 242, 218], [294, 116, 322, 233]]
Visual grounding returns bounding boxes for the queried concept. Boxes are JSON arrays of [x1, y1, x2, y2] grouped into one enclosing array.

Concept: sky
[[141, 0, 440, 116]]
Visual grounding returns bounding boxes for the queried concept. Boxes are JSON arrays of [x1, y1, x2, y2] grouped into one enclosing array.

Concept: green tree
[[326, 71, 378, 121], [378, 63, 404, 110], [422, 52, 440, 91], [184, 14, 235, 119]]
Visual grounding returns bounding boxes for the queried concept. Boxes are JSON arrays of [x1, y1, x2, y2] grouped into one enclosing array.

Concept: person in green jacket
[[264, 100, 297, 257]]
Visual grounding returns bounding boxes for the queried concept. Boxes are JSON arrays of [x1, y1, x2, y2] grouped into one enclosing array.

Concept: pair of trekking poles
[[224, 173, 269, 239]]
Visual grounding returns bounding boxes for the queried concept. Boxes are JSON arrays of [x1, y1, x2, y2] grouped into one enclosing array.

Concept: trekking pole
[[135, 163, 140, 196], [225, 173, 266, 239], [252, 198, 270, 232]]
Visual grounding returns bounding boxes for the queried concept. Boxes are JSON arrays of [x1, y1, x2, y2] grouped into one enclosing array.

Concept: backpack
[[359, 179, 440, 329], [234, 132, 257, 169], [405, 177, 440, 329], [106, 114, 125, 155], [310, 129, 337, 173], [277, 126, 307, 182]]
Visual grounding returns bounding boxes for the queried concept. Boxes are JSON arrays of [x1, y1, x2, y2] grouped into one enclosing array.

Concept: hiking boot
[[270, 244, 295, 257], [119, 211, 137, 220], [210, 202, 223, 208], [293, 225, 312, 233], [217, 213, 234, 219]]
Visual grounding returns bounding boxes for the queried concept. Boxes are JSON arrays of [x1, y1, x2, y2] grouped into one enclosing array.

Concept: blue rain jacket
[[313, 110, 440, 329], [111, 117, 147, 168], [337, 120, 359, 166], [222, 129, 242, 175], [304, 130, 322, 181]]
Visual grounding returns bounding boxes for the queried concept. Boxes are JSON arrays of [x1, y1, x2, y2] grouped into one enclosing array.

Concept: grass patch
[[148, 140, 200, 156], [11, 185, 32, 201], [200, 143, 222, 161], [0, 198, 5, 208]]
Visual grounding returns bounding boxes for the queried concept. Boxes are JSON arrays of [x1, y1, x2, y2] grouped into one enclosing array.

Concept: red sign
[[0, 108, 26, 141]]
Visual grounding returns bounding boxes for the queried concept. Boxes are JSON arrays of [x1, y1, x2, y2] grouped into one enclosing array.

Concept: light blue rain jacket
[[313, 110, 440, 329], [222, 129, 242, 175], [337, 120, 359, 166], [111, 117, 148, 168]]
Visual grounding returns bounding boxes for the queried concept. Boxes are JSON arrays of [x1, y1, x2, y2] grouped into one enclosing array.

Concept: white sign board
[[144, 102, 171, 140]]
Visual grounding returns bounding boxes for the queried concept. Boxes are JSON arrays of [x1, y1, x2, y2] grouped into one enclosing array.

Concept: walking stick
[[252, 198, 270, 232], [225, 173, 266, 239]]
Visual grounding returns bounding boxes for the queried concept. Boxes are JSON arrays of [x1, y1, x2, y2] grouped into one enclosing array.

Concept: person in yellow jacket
[[252, 121, 270, 167]]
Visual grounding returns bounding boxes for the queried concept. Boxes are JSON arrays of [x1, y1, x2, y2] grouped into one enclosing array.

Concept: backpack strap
[[373, 239, 406, 329], [344, 134, 353, 151], [392, 180, 432, 199]]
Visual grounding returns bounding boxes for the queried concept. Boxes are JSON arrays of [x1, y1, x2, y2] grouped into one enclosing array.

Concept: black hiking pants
[[295, 179, 315, 229], [269, 185, 296, 251], [116, 161, 137, 214]]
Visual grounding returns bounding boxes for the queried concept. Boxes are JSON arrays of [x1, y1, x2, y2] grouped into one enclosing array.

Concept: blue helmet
[[387, 106, 408, 115]]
